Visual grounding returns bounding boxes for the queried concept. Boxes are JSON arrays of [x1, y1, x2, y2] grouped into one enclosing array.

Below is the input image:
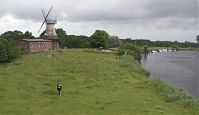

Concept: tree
[[91, 30, 109, 48], [0, 30, 36, 42], [1, 30, 24, 41], [109, 36, 123, 48], [56, 28, 68, 48], [197, 35, 199, 43], [67, 35, 91, 48], [118, 43, 142, 60], [23, 31, 35, 39], [0, 38, 21, 63]]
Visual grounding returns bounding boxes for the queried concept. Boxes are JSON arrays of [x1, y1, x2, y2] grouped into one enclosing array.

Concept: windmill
[[38, 7, 59, 49], [38, 6, 58, 40]]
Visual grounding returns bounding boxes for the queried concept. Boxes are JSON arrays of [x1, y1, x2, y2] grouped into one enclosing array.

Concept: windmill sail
[[38, 6, 53, 33]]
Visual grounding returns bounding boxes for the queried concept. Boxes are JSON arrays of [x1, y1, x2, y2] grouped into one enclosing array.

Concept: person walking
[[57, 80, 62, 96]]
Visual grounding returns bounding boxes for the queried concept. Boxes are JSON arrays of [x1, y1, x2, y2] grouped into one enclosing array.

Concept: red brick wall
[[17, 40, 53, 53], [29, 41, 52, 53], [16, 40, 30, 52]]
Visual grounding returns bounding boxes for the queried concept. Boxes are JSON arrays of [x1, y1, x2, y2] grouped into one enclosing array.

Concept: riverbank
[[0, 49, 198, 114], [122, 54, 199, 111], [151, 79, 199, 109]]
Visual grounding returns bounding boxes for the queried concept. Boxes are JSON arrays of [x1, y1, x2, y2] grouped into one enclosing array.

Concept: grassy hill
[[0, 49, 198, 115]]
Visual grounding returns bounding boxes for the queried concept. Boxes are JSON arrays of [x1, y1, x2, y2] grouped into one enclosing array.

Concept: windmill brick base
[[43, 35, 59, 50]]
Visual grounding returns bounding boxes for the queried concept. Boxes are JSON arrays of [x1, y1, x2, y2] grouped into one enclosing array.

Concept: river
[[141, 51, 199, 98]]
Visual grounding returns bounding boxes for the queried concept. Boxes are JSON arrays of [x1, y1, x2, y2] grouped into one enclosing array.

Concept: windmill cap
[[46, 19, 57, 24]]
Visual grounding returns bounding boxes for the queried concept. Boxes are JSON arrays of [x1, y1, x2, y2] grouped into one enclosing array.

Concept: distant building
[[17, 38, 59, 53]]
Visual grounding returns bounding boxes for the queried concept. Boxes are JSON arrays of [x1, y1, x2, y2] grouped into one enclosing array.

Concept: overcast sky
[[0, 0, 198, 42]]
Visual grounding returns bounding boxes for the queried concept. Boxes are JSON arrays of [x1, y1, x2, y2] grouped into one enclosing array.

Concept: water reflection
[[141, 53, 148, 65], [141, 51, 199, 98]]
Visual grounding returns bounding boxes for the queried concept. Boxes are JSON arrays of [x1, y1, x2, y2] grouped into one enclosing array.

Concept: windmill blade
[[45, 6, 53, 20], [42, 9, 46, 19], [42, 9, 47, 25], [38, 20, 46, 33], [38, 6, 53, 33]]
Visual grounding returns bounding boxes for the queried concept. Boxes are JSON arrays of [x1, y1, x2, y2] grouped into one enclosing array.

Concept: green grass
[[0, 49, 198, 115]]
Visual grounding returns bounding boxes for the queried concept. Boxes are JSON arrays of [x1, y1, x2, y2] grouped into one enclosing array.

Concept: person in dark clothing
[[57, 80, 62, 96]]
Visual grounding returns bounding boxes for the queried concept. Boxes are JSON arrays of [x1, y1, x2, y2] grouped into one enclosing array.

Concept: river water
[[141, 51, 199, 98]]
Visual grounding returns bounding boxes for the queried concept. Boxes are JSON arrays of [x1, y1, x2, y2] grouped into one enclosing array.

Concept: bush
[[118, 43, 142, 60], [0, 39, 22, 63]]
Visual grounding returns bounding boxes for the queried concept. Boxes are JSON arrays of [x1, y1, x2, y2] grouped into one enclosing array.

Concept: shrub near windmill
[[17, 7, 59, 53]]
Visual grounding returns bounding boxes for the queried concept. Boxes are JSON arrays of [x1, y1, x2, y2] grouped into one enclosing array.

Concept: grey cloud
[[155, 17, 197, 30], [144, 0, 197, 19], [0, 0, 197, 22], [58, 0, 197, 31], [62, 0, 147, 22], [0, 0, 197, 42], [0, 0, 55, 21], [60, 0, 197, 22]]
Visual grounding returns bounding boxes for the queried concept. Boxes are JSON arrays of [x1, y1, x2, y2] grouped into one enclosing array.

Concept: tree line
[[55, 29, 199, 49], [41, 29, 122, 49], [1, 29, 198, 49], [122, 38, 199, 48], [0, 29, 198, 63]]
